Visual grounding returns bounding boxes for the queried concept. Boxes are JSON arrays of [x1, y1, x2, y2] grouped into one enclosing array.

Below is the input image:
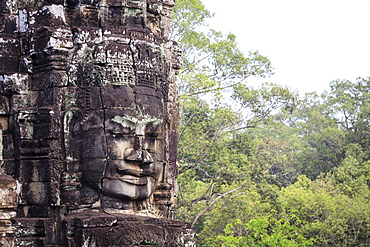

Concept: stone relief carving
[[0, 175, 18, 247], [0, 0, 194, 245]]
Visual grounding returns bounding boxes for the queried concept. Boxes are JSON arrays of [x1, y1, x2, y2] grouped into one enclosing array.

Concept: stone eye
[[108, 123, 132, 135], [145, 122, 160, 137]]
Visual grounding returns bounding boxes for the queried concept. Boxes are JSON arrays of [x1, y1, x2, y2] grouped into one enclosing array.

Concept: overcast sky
[[200, 0, 370, 94]]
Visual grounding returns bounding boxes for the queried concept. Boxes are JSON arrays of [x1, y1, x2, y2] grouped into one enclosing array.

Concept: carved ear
[[63, 108, 84, 163], [61, 109, 84, 206], [63, 107, 84, 136]]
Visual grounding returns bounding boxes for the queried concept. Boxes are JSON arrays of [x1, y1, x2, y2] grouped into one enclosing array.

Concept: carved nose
[[124, 148, 153, 164]]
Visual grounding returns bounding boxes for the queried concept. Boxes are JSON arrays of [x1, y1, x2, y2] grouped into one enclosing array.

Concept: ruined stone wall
[[0, 175, 18, 247], [0, 0, 194, 246]]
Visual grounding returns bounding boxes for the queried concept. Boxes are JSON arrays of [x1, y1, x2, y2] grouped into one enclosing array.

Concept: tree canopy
[[172, 0, 370, 246]]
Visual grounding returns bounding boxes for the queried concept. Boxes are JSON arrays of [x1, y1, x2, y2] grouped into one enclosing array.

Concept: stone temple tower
[[0, 0, 194, 246]]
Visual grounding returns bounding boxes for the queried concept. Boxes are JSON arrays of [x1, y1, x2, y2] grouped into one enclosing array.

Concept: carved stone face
[[61, 0, 174, 207], [101, 114, 163, 200], [74, 85, 165, 202]]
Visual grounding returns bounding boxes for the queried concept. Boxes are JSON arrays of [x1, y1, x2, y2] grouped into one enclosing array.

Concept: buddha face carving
[[72, 85, 166, 202], [61, 0, 176, 208], [102, 113, 164, 201]]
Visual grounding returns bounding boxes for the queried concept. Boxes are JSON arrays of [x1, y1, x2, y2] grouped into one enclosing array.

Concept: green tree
[[280, 78, 370, 179], [172, 0, 297, 242], [172, 0, 274, 98], [277, 176, 370, 246], [327, 78, 370, 160], [328, 152, 370, 199], [172, 1, 370, 246]]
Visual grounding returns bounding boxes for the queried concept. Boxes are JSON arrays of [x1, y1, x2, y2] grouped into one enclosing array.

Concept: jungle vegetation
[[172, 0, 370, 246]]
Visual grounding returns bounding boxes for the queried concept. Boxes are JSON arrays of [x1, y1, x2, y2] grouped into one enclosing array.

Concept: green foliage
[[282, 78, 370, 179], [212, 176, 370, 246], [277, 176, 370, 246], [215, 215, 313, 246], [327, 78, 370, 159], [172, 0, 275, 100], [173, 1, 297, 238], [328, 156, 370, 198], [172, 0, 370, 246]]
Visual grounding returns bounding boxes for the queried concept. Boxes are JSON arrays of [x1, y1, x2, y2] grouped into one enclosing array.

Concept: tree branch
[[178, 112, 198, 142], [190, 184, 245, 228]]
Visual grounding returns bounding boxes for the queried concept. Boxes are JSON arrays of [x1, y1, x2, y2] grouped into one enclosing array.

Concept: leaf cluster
[[172, 1, 370, 246]]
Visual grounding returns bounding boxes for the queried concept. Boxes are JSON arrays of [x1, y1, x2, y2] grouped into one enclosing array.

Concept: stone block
[[106, 6, 126, 26], [0, 36, 20, 58], [27, 5, 67, 29], [44, 0, 64, 4], [67, 86, 102, 110], [65, 213, 117, 228], [0, 175, 18, 246], [80, 0, 100, 5], [79, 158, 106, 173], [74, 130, 107, 159], [103, 108, 137, 125], [14, 218, 47, 237], [60, 174, 81, 206], [0, 73, 29, 95], [0, 96, 10, 115], [2, 159, 15, 177], [71, 110, 103, 132], [134, 90, 163, 117], [106, 43, 133, 64], [18, 139, 62, 159], [102, 26, 130, 42], [16, 109, 62, 140], [129, 29, 155, 42], [80, 171, 105, 187], [32, 27, 73, 53], [33, 91, 62, 113], [10, 94, 32, 112], [71, 27, 103, 44], [29, 110, 61, 140], [105, 0, 127, 7], [20, 182, 59, 205], [16, 205, 55, 218], [0, 175, 18, 209], [68, 6, 99, 27], [169, 130, 178, 164], [106, 64, 136, 85], [15, 238, 45, 247], [126, 0, 145, 10], [31, 52, 69, 73], [101, 85, 135, 108], [78, 186, 99, 205], [19, 159, 60, 182], [0, 116, 8, 131], [63, 213, 192, 246], [14, 217, 57, 245], [0, 14, 17, 33]]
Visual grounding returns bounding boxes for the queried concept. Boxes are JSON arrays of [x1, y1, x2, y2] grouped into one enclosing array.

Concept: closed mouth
[[115, 175, 149, 185], [117, 168, 153, 177]]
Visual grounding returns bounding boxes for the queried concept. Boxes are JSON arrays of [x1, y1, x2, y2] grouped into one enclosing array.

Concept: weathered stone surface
[[63, 212, 194, 247], [0, 175, 18, 247], [0, 176, 18, 209], [1, 0, 192, 245]]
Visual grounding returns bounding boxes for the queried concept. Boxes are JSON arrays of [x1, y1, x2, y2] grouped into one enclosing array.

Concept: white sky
[[200, 0, 370, 94]]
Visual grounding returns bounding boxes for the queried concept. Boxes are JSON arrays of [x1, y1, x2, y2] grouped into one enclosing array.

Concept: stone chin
[[101, 176, 157, 201]]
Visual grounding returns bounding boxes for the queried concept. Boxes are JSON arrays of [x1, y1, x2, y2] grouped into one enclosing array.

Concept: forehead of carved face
[[75, 85, 166, 201]]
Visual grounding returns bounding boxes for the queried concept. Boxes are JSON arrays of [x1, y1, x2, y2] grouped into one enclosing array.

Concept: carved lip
[[116, 175, 148, 185], [116, 168, 153, 177]]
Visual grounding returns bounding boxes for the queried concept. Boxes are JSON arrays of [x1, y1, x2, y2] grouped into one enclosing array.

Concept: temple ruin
[[0, 0, 194, 245]]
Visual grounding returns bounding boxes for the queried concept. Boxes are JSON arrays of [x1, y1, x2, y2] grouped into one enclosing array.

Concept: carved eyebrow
[[111, 116, 161, 130]]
